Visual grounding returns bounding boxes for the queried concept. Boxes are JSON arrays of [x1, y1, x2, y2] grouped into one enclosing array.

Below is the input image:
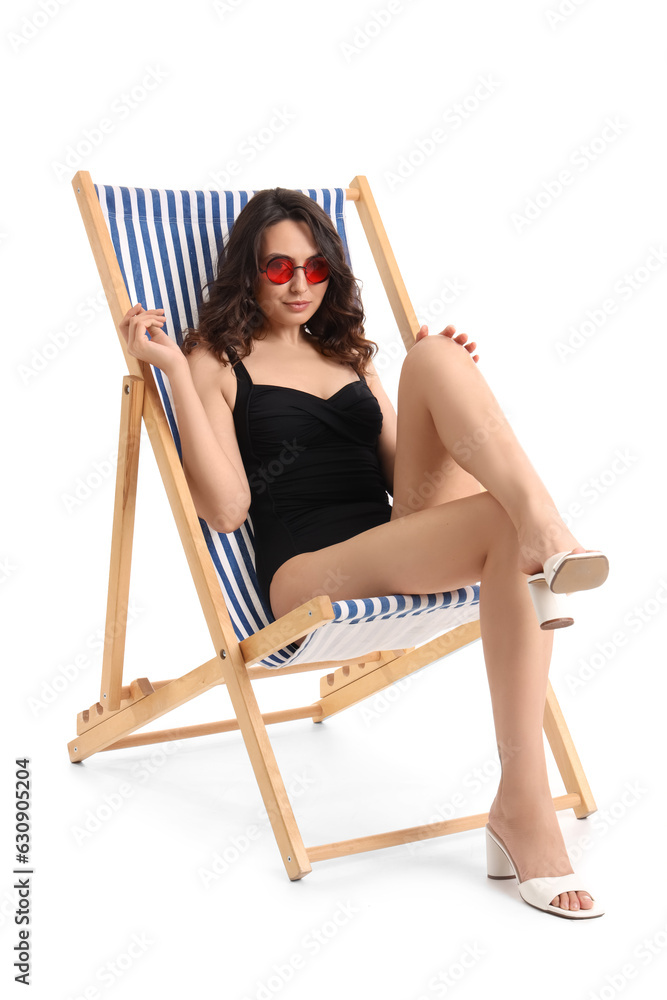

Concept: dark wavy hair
[[180, 187, 379, 375]]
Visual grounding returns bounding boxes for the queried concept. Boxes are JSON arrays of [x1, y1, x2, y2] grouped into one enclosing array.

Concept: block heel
[[527, 549, 609, 630], [486, 824, 515, 879], [527, 576, 574, 630]]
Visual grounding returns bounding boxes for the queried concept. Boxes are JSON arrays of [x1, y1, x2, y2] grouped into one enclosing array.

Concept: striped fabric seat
[[96, 184, 480, 668]]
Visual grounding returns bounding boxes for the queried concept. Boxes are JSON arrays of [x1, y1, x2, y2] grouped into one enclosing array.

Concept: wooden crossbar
[[306, 794, 584, 863]]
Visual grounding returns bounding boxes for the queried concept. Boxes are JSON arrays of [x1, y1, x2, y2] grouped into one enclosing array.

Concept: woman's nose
[[289, 268, 308, 291]]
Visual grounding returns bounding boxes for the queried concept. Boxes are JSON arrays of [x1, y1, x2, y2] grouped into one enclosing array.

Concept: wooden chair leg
[[543, 680, 598, 818], [69, 653, 313, 881], [100, 375, 143, 711]]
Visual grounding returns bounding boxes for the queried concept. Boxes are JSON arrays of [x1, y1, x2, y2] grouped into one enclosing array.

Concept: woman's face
[[253, 219, 330, 332]]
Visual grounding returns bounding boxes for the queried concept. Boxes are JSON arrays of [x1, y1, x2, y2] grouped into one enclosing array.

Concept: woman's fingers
[[440, 324, 480, 362], [120, 303, 158, 339], [126, 313, 166, 357], [118, 305, 184, 376], [129, 315, 165, 342], [121, 304, 164, 323]]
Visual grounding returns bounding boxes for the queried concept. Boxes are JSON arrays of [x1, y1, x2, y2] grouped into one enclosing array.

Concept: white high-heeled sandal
[[527, 549, 609, 630], [485, 824, 605, 919]]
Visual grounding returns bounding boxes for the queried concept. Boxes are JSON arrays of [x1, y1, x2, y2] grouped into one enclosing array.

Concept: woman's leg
[[272, 498, 592, 911], [392, 335, 574, 576], [271, 336, 596, 909], [392, 336, 595, 911]]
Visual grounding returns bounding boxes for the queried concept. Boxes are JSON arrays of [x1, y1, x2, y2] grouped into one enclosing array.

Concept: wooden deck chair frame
[[67, 170, 598, 880]]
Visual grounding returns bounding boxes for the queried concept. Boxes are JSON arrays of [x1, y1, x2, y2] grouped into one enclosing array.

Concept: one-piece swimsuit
[[228, 345, 392, 616]]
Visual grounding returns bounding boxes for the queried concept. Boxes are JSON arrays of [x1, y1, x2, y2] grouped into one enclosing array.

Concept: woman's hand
[[414, 323, 479, 363], [119, 304, 186, 376]]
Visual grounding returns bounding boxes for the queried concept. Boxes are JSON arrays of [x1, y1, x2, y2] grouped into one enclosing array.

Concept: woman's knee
[[402, 332, 470, 373], [478, 491, 518, 550], [399, 334, 478, 408]]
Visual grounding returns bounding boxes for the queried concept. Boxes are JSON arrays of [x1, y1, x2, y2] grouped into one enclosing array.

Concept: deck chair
[[67, 171, 598, 880]]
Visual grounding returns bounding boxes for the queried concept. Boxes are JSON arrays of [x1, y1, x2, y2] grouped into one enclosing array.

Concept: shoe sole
[[550, 553, 609, 594]]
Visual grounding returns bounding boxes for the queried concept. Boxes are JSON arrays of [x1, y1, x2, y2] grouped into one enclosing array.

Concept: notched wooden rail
[[77, 677, 155, 735]]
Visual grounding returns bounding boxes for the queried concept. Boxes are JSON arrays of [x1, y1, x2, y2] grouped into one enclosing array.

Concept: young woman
[[119, 187, 608, 919]]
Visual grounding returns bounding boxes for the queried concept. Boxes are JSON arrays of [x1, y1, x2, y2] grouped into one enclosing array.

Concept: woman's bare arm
[[170, 351, 251, 532], [119, 305, 250, 533], [364, 358, 397, 496]]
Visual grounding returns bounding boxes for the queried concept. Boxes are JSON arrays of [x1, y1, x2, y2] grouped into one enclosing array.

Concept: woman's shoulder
[[186, 339, 236, 368], [184, 341, 246, 414], [184, 341, 238, 396]]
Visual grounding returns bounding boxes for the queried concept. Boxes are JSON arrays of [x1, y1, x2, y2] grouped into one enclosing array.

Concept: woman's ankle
[[490, 782, 556, 822], [490, 765, 554, 813]]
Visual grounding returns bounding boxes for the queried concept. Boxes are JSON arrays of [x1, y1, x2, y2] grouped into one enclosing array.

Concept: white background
[[2, 1, 666, 998]]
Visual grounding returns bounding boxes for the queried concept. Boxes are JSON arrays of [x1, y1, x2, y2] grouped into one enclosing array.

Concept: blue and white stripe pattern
[[95, 183, 480, 668]]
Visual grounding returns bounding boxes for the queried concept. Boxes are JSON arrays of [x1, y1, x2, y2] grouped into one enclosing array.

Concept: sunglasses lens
[[305, 256, 329, 283], [263, 256, 330, 284], [265, 258, 293, 284]]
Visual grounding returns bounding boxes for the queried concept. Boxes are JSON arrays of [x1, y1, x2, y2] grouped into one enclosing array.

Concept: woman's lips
[[285, 302, 309, 310]]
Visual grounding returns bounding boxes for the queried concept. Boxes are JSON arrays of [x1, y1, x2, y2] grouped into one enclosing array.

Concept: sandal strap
[[518, 873, 594, 908]]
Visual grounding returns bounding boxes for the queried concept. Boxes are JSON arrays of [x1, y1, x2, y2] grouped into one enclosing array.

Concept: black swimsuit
[[228, 347, 392, 616]]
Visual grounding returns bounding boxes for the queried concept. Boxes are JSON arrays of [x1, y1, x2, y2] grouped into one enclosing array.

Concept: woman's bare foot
[[515, 501, 586, 578], [488, 788, 594, 911]]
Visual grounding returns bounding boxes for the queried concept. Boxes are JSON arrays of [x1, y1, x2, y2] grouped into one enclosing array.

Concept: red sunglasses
[[259, 255, 330, 285]]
